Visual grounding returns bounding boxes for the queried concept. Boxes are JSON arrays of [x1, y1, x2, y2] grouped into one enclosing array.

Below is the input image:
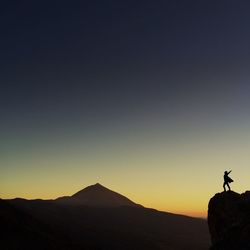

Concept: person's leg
[[227, 183, 231, 191], [223, 182, 226, 191]]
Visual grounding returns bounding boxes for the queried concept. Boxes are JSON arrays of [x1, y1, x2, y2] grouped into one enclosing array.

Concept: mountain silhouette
[[56, 183, 141, 207], [1, 184, 210, 250], [0, 199, 72, 250]]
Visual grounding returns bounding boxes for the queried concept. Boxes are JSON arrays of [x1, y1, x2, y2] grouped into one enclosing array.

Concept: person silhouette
[[223, 170, 233, 191]]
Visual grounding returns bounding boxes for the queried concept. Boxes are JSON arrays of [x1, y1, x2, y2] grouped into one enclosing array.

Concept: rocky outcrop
[[208, 191, 250, 250]]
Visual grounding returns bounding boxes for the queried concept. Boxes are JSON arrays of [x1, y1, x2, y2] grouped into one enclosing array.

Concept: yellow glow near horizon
[[1, 122, 250, 218]]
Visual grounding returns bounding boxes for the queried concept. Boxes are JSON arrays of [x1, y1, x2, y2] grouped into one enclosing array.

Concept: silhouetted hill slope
[[56, 183, 141, 207], [0, 199, 74, 250], [2, 184, 210, 250], [208, 191, 250, 250]]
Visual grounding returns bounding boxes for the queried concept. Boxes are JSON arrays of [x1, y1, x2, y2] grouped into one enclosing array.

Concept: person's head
[[224, 171, 228, 174]]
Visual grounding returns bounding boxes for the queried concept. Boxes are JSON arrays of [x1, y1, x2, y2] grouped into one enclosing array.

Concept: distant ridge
[[56, 183, 141, 207], [2, 184, 210, 249]]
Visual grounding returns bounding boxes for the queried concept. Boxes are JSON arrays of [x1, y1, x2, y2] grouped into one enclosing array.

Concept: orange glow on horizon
[[1, 123, 249, 220], [0, 181, 209, 218]]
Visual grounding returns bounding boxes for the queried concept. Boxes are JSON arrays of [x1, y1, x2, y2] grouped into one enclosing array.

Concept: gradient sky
[[1, 0, 250, 217]]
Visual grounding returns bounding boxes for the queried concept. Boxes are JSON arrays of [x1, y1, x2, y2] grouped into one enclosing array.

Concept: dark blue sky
[[1, 0, 250, 139]]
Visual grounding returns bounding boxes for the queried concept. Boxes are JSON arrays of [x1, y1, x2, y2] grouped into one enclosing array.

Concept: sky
[[1, 0, 250, 217]]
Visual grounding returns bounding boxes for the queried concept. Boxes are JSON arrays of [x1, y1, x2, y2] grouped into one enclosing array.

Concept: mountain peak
[[82, 183, 106, 191], [72, 183, 115, 197], [57, 183, 141, 208]]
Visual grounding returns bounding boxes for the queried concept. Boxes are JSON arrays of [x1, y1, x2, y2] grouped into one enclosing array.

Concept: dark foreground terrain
[[1, 184, 210, 250], [208, 190, 250, 250]]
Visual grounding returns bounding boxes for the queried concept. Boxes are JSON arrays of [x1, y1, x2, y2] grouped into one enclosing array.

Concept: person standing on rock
[[223, 170, 233, 191]]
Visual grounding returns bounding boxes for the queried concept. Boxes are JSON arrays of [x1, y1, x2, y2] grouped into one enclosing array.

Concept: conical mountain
[[4, 185, 210, 249], [56, 183, 141, 207]]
